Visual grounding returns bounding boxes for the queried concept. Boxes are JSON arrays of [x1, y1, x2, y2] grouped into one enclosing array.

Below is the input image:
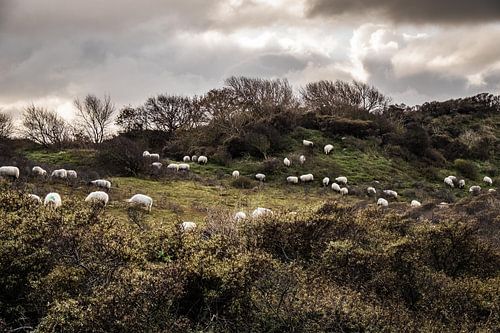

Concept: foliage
[[454, 159, 479, 180]]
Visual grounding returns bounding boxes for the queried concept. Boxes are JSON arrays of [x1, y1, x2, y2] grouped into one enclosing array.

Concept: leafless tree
[[74, 94, 116, 144], [143, 94, 197, 135], [22, 105, 70, 147], [0, 111, 14, 139]]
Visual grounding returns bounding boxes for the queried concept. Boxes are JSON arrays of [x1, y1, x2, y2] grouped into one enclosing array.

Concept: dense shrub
[[454, 159, 479, 180], [96, 136, 144, 176], [230, 175, 255, 189]]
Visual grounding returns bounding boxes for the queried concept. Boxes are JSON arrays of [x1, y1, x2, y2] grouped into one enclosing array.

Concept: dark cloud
[[306, 0, 500, 24]]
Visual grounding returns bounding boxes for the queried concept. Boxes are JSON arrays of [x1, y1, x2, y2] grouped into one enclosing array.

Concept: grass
[[23, 149, 97, 167]]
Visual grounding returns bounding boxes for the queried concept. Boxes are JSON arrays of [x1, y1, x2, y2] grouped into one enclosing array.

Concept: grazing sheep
[[0, 166, 20, 179], [377, 198, 389, 207], [331, 183, 341, 192], [489, 189, 497, 194], [340, 187, 348, 196], [255, 173, 266, 181], [198, 156, 208, 164], [444, 177, 454, 188], [191, 155, 198, 162], [183, 156, 191, 162], [234, 211, 247, 221], [90, 179, 111, 190], [383, 190, 398, 199], [484, 176, 493, 185], [178, 163, 190, 171], [300, 174, 314, 182], [322, 177, 330, 186], [151, 162, 162, 169], [469, 186, 481, 195], [51, 169, 67, 179], [335, 176, 347, 185], [127, 194, 153, 212], [85, 191, 109, 206], [29, 194, 42, 204], [44, 192, 62, 208], [67, 170, 78, 179], [299, 155, 306, 165], [232, 170, 240, 178], [167, 163, 179, 171], [286, 176, 299, 184], [252, 207, 272, 218], [283, 157, 291, 167], [324, 144, 333, 155], [367, 187, 377, 195], [458, 179, 465, 189], [149, 153, 160, 161], [143, 151, 150, 157], [411, 200, 422, 208], [303, 140, 314, 147], [32, 166, 47, 177], [448, 175, 457, 182], [181, 221, 197, 232]]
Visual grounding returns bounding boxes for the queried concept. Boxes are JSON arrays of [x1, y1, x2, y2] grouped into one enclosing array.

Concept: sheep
[[191, 155, 198, 162], [383, 190, 398, 199], [149, 153, 160, 161], [411, 200, 422, 208], [283, 157, 291, 167], [322, 177, 330, 186], [0, 166, 20, 179], [198, 156, 208, 164], [286, 176, 299, 184], [32, 166, 47, 177], [483, 176, 493, 185], [143, 151, 150, 157], [331, 183, 341, 192], [44, 192, 62, 208], [469, 186, 481, 195], [340, 187, 348, 196], [51, 169, 67, 179], [377, 198, 389, 207], [458, 179, 465, 189], [252, 207, 272, 218], [90, 179, 111, 190], [367, 187, 377, 195], [127, 194, 153, 212], [151, 162, 162, 169], [178, 163, 190, 171], [181, 221, 197, 232], [183, 156, 191, 162], [324, 144, 333, 155], [67, 170, 78, 179], [167, 163, 179, 171], [255, 173, 266, 181], [302, 140, 314, 147], [300, 174, 314, 182], [85, 191, 109, 206], [29, 194, 42, 204], [234, 211, 247, 221], [489, 189, 497, 194], [444, 177, 454, 188], [335, 176, 347, 185], [299, 155, 306, 164], [232, 170, 240, 178], [448, 175, 457, 182]]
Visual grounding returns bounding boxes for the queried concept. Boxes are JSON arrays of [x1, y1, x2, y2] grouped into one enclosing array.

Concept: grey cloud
[[306, 0, 500, 24]]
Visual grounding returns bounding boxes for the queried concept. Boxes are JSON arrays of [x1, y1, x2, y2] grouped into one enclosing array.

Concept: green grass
[[23, 149, 97, 167]]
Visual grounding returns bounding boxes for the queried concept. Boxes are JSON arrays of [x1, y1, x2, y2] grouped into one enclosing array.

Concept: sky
[[1, 0, 500, 121]]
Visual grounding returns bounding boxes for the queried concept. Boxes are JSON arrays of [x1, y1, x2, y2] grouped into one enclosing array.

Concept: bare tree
[[0, 111, 14, 139], [74, 94, 116, 144], [143, 94, 197, 135], [22, 105, 69, 147]]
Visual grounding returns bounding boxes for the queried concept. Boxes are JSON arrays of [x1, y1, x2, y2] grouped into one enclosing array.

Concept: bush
[[96, 136, 144, 176], [230, 175, 255, 189], [454, 159, 479, 180]]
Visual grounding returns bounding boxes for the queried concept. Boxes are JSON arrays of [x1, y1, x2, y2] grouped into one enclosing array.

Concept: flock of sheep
[[0, 138, 496, 232]]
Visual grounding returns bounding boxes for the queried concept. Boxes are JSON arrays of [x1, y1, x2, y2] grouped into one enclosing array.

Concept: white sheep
[[444, 177, 454, 188], [488, 189, 497, 194], [340, 187, 348, 196], [183, 156, 191, 162], [383, 190, 398, 199], [198, 156, 208, 164], [335, 176, 347, 185], [127, 194, 153, 212], [324, 144, 333, 155], [167, 163, 179, 171], [322, 177, 330, 186], [286, 176, 299, 184], [178, 163, 190, 171], [0, 166, 20, 179], [255, 173, 266, 181], [483, 176, 493, 185], [85, 191, 109, 206], [143, 151, 150, 157], [299, 155, 306, 164], [283, 157, 291, 167], [367, 187, 377, 195], [232, 170, 240, 178], [44, 192, 62, 208], [181, 221, 197, 232], [469, 186, 481, 195], [411, 200, 422, 208], [151, 162, 162, 169], [149, 153, 160, 161], [90, 179, 111, 190], [32, 166, 47, 177], [29, 194, 42, 204], [300, 174, 314, 182], [67, 170, 78, 179], [234, 211, 247, 221], [252, 207, 272, 218], [458, 179, 465, 189], [191, 155, 198, 162], [303, 140, 314, 147], [448, 175, 457, 182], [331, 183, 341, 192], [51, 169, 67, 179], [377, 198, 389, 207]]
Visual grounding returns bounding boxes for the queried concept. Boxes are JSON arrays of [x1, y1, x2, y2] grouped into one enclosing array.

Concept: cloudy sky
[[1, 0, 500, 120]]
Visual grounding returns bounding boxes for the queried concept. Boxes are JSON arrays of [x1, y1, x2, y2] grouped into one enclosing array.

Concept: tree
[[22, 105, 69, 147], [143, 94, 197, 135], [116, 106, 152, 133], [0, 111, 14, 139], [74, 94, 116, 144]]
